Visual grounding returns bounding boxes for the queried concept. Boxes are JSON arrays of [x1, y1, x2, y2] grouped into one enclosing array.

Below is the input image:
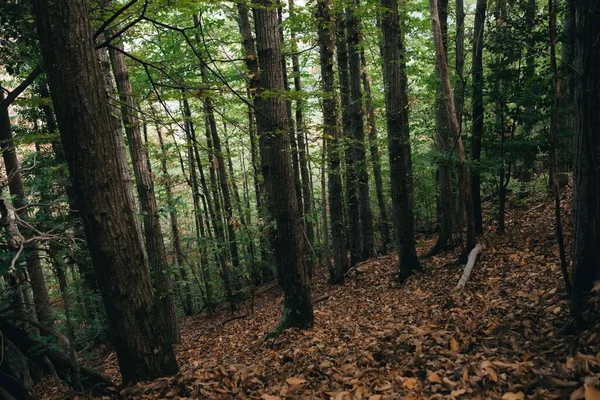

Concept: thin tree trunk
[[0, 93, 52, 326], [193, 22, 242, 301], [471, 0, 486, 235], [182, 97, 230, 312], [252, 0, 313, 334], [278, 7, 304, 216], [454, 0, 465, 126], [431, 0, 456, 254], [289, 0, 315, 249], [33, 0, 178, 382], [155, 125, 194, 316], [548, 0, 570, 292], [317, 0, 349, 283], [108, 37, 179, 344], [336, 12, 361, 266], [429, 0, 477, 254], [236, 3, 274, 283], [360, 50, 391, 253], [346, 0, 375, 260]]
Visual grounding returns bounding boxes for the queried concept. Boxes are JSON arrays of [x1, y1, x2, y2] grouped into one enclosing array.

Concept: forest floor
[[41, 193, 600, 400]]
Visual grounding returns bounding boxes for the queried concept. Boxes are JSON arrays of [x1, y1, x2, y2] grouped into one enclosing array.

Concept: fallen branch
[[313, 294, 330, 304], [456, 243, 483, 289], [217, 313, 249, 328]]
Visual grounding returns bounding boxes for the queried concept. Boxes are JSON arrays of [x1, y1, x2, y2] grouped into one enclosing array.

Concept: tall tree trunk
[[360, 51, 391, 253], [288, 0, 315, 249], [571, 0, 600, 316], [236, 4, 275, 283], [108, 38, 179, 344], [33, 0, 178, 382], [156, 126, 194, 316], [0, 94, 52, 326], [336, 12, 361, 266], [470, 0, 487, 235], [548, 0, 570, 292], [381, 0, 421, 279], [346, 0, 375, 260], [429, 0, 477, 254], [278, 7, 304, 216], [455, 0, 465, 126], [317, 0, 349, 284], [193, 21, 242, 301], [182, 97, 230, 312], [252, 0, 314, 334], [431, 0, 456, 254]]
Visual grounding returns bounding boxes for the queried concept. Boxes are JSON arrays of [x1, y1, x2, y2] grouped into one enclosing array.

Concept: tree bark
[[380, 0, 421, 279], [470, 0, 486, 235], [236, 4, 275, 283], [360, 50, 391, 253], [108, 38, 179, 344], [155, 125, 194, 316], [431, 0, 456, 253], [317, 0, 349, 284], [252, 0, 314, 333], [0, 93, 52, 326], [33, 0, 178, 382], [336, 12, 361, 266], [571, 0, 600, 316], [548, 0, 570, 293], [288, 0, 315, 249], [429, 0, 477, 254], [346, 0, 375, 261]]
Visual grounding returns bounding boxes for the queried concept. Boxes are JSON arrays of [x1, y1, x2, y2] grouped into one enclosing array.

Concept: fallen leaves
[[40, 197, 600, 400]]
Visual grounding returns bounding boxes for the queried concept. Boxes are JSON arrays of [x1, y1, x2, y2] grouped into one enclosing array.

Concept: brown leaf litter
[[39, 196, 600, 399]]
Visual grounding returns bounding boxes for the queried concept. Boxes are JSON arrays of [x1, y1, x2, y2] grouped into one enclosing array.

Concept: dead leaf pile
[[40, 195, 600, 399]]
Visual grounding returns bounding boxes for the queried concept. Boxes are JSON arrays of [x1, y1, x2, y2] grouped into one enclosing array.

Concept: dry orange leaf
[[286, 377, 307, 386], [261, 395, 281, 400], [450, 337, 460, 353], [375, 381, 392, 392], [502, 392, 525, 400], [403, 377, 417, 389], [585, 384, 600, 400], [428, 372, 442, 384]]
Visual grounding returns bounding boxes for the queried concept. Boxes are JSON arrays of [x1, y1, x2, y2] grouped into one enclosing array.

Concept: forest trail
[[44, 197, 600, 399]]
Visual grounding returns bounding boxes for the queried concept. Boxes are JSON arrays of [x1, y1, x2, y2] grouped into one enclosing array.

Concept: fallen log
[[456, 243, 483, 289]]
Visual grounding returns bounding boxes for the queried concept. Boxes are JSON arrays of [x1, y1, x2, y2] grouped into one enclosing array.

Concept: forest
[[0, 0, 599, 398]]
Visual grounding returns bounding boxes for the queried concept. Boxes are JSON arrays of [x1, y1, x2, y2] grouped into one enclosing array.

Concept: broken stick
[[456, 243, 483, 289]]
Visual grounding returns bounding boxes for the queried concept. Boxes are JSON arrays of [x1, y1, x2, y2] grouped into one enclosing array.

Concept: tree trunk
[[336, 12, 361, 266], [346, 0, 375, 261], [0, 94, 52, 326], [252, 0, 314, 334], [108, 38, 179, 344], [470, 0, 486, 235], [360, 50, 391, 253], [277, 7, 304, 217], [571, 0, 600, 316], [454, 0, 465, 126], [429, 0, 477, 254], [548, 0, 570, 292], [431, 0, 456, 254], [236, 3, 275, 283], [288, 0, 315, 249], [381, 0, 422, 280], [182, 97, 226, 312], [156, 126, 194, 316], [33, 0, 178, 382], [317, 0, 349, 284]]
